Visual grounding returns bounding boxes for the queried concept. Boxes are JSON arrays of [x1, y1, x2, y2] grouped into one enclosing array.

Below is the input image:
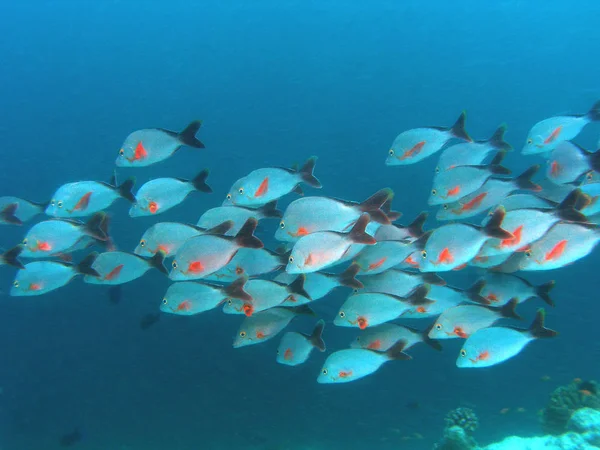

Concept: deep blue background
[[1, 1, 600, 449]]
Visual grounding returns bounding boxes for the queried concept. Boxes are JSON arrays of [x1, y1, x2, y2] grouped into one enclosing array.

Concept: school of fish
[[2, 101, 600, 384]]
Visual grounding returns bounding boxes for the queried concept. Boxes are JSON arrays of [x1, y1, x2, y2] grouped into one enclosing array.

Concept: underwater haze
[[1, 1, 600, 449]]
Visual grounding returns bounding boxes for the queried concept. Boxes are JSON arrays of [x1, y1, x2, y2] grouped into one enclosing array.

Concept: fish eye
[[172, 261, 178, 269], [587, 172, 594, 181], [353, 288, 359, 293], [227, 299, 233, 306], [288, 256, 294, 263], [525, 250, 532, 257], [119, 149, 124, 156], [226, 194, 231, 200], [443, 204, 448, 210], [239, 331, 247, 338], [238, 188, 244, 195], [435, 167, 440, 174], [322, 368, 328, 375], [22, 238, 28, 245], [388, 149, 394, 156], [13, 280, 19, 288], [279, 221, 285, 229], [57, 201, 63, 208], [421, 250, 427, 259], [140, 239, 146, 247], [435, 323, 443, 330], [527, 138, 533, 145], [431, 189, 437, 196], [162, 298, 167, 305], [460, 349, 467, 357], [339, 311, 346, 318]]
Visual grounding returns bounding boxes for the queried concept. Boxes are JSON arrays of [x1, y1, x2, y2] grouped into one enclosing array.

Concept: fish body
[[0, 197, 45, 224], [373, 212, 428, 242], [353, 240, 417, 275], [499, 194, 556, 212], [276, 320, 326, 366], [480, 273, 555, 306], [400, 282, 487, 318], [274, 263, 362, 300], [224, 157, 321, 207], [233, 307, 308, 348], [203, 248, 285, 282], [135, 222, 203, 257], [522, 102, 600, 155], [84, 251, 166, 285], [359, 269, 445, 297], [197, 201, 281, 236], [116, 121, 205, 167], [546, 142, 599, 185], [579, 183, 600, 216], [129, 170, 211, 217], [386, 112, 471, 166], [351, 323, 440, 352]]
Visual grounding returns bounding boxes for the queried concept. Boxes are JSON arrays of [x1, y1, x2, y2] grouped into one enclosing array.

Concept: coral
[[541, 379, 600, 435], [432, 426, 478, 450], [444, 407, 479, 434]]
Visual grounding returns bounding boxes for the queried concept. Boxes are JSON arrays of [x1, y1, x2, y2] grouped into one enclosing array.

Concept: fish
[[429, 152, 511, 205], [0, 197, 46, 225], [203, 247, 288, 282], [196, 201, 282, 236], [20, 213, 109, 258], [274, 263, 363, 300], [161, 277, 250, 316], [498, 194, 557, 212], [116, 120, 205, 167], [457, 309, 557, 368], [134, 221, 233, 257], [519, 222, 600, 271], [419, 208, 513, 272], [224, 157, 322, 207], [359, 268, 445, 297], [334, 285, 433, 329], [428, 299, 521, 340], [233, 305, 314, 348], [522, 101, 600, 155], [386, 111, 471, 166], [480, 273, 555, 306], [275, 188, 394, 242], [10, 253, 99, 296], [579, 183, 600, 217], [351, 323, 442, 352], [546, 142, 600, 185], [170, 218, 263, 280], [286, 214, 376, 274], [353, 233, 426, 275], [129, 170, 212, 217], [373, 211, 428, 242], [478, 190, 588, 258], [436, 165, 541, 221], [84, 251, 167, 285], [46, 178, 135, 218], [0, 246, 24, 269], [223, 276, 310, 316], [317, 340, 411, 384], [436, 124, 512, 173], [276, 320, 326, 366]]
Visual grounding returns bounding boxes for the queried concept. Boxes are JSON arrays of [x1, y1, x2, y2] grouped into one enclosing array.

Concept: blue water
[[1, 1, 600, 449]]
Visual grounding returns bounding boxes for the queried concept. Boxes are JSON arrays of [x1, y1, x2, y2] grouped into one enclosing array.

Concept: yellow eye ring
[[22, 238, 28, 245], [525, 250, 532, 257], [322, 368, 328, 375], [162, 298, 167, 305], [57, 201, 63, 208], [527, 138, 533, 145], [226, 194, 232, 200], [435, 323, 442, 330], [13, 281, 19, 288], [172, 261, 178, 269], [421, 250, 427, 259], [389, 149, 394, 156], [339, 311, 345, 318], [239, 331, 247, 338], [431, 189, 437, 196], [119, 149, 125, 156], [140, 239, 146, 247], [279, 221, 285, 229], [460, 349, 467, 357]]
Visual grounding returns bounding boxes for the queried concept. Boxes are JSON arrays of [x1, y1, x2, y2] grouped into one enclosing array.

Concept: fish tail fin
[[528, 309, 558, 339], [586, 100, 600, 122], [258, 200, 283, 218], [483, 207, 513, 240], [117, 177, 136, 203], [587, 148, 600, 173], [177, 120, 205, 148], [406, 284, 433, 306], [488, 124, 512, 151], [83, 212, 109, 241], [450, 111, 472, 142], [557, 189, 589, 222], [466, 279, 490, 305], [191, 169, 213, 193], [290, 304, 317, 317], [147, 251, 168, 275], [1, 203, 22, 225], [500, 298, 522, 320], [75, 252, 100, 277], [358, 188, 394, 224], [535, 280, 556, 307], [223, 276, 252, 302], [1, 246, 24, 269], [235, 218, 264, 249], [420, 272, 446, 286], [338, 263, 363, 290], [421, 324, 443, 351], [309, 319, 326, 352], [288, 274, 312, 300], [380, 197, 402, 222], [347, 214, 376, 244], [407, 211, 428, 238], [203, 220, 234, 236], [385, 340, 412, 361], [298, 156, 322, 188], [515, 165, 542, 191], [488, 151, 511, 175]]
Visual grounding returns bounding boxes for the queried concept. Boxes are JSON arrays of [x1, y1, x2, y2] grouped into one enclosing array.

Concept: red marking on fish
[[460, 193, 487, 212], [254, 177, 269, 198], [446, 186, 461, 198], [242, 303, 254, 317], [256, 330, 266, 339], [176, 300, 192, 312], [544, 126, 562, 145], [544, 240, 567, 262], [127, 141, 148, 162], [284, 348, 293, 361], [486, 293, 499, 303], [36, 241, 52, 252], [156, 244, 171, 255], [470, 350, 490, 363], [28, 283, 42, 291], [400, 141, 426, 160], [434, 247, 454, 265], [367, 339, 382, 350], [500, 225, 523, 248], [452, 263, 467, 271], [148, 201, 159, 214], [404, 254, 418, 266], [550, 160, 561, 177], [289, 226, 310, 238], [367, 257, 387, 271], [68, 192, 92, 213], [104, 264, 124, 281], [304, 253, 316, 266], [187, 261, 204, 273], [416, 306, 428, 313], [453, 326, 468, 338], [338, 370, 353, 378], [357, 316, 368, 330], [235, 266, 244, 275]]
